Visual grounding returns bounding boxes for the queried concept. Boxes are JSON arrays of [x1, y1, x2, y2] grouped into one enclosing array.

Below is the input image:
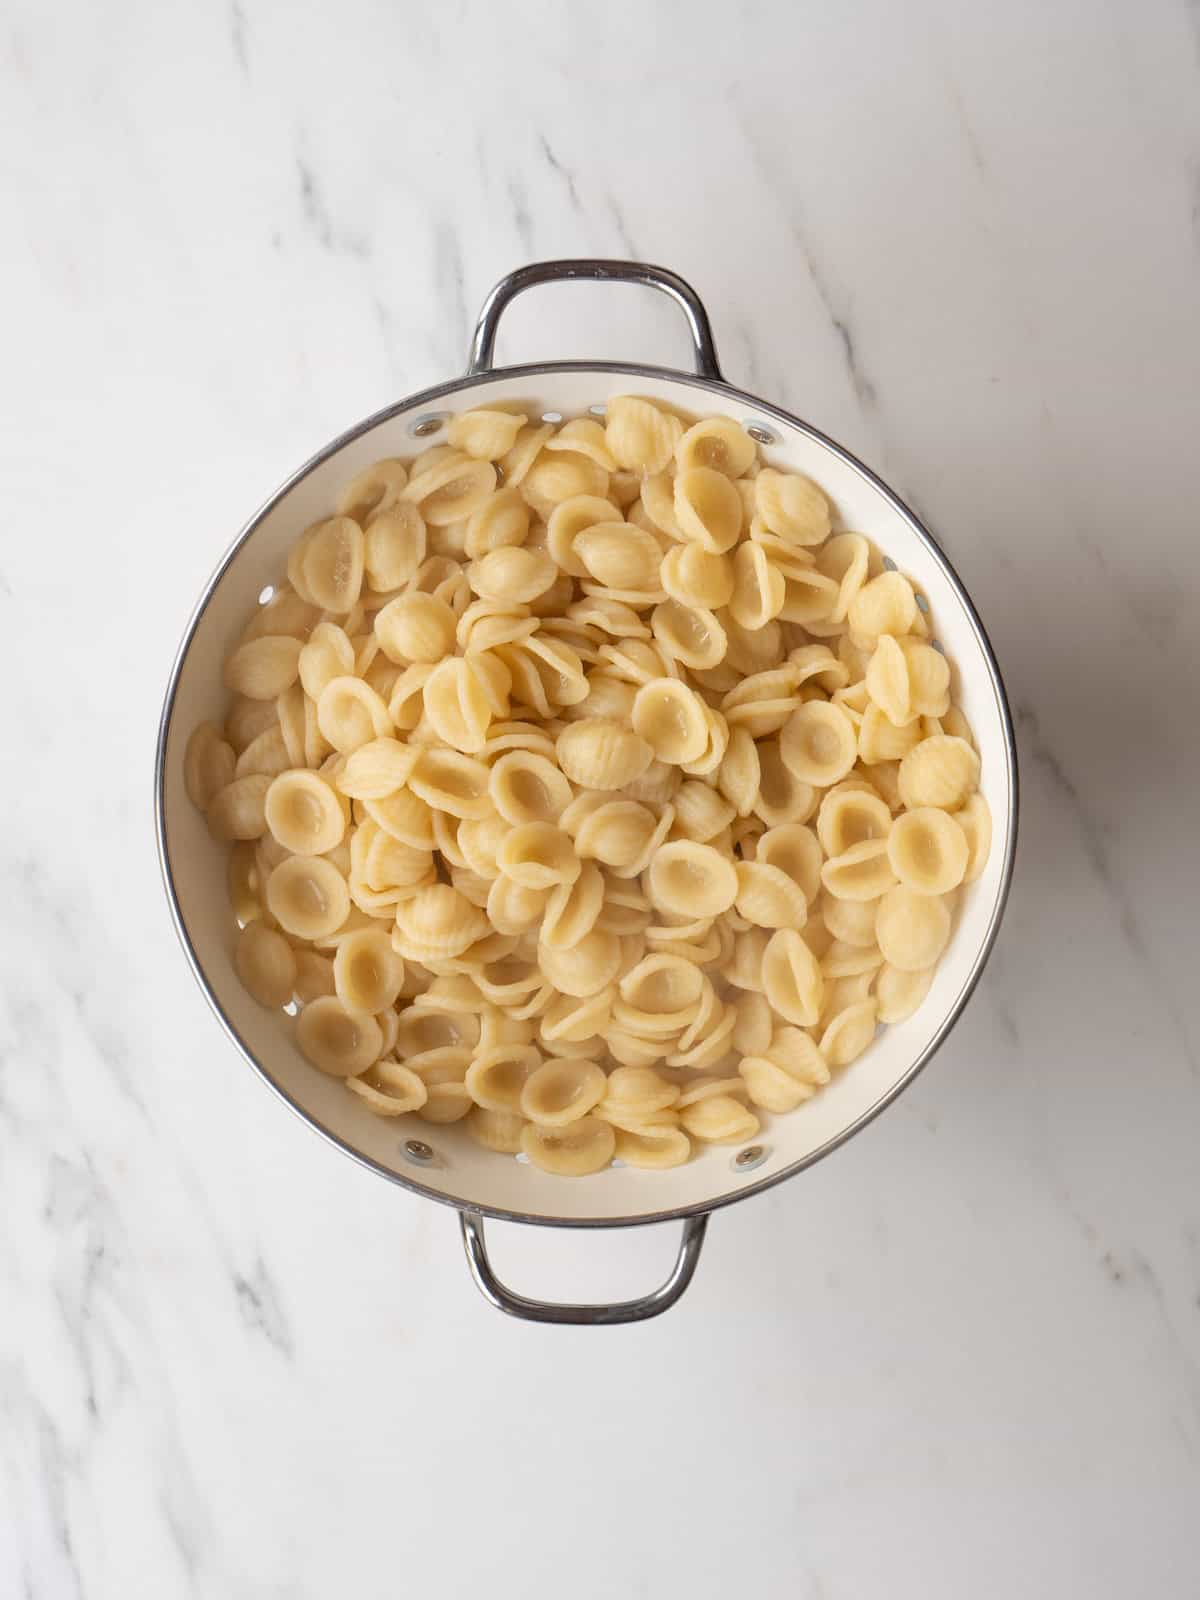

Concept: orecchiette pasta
[[191, 398, 991, 1175]]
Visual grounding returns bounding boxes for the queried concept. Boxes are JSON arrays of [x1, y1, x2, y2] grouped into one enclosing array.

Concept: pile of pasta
[[185, 398, 991, 1176]]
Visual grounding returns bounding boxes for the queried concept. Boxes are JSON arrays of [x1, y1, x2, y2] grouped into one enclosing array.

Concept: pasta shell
[[556, 718, 653, 789], [234, 923, 297, 1009], [604, 397, 682, 474], [520, 1116, 616, 1176], [754, 469, 830, 546], [297, 997, 383, 1077], [887, 807, 969, 895], [675, 416, 757, 478], [897, 735, 981, 811], [875, 886, 952, 972], [184, 722, 236, 810], [762, 928, 823, 1026], [780, 701, 858, 787]]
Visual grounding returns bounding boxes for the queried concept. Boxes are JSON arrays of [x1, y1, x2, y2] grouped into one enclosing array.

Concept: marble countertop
[[5, 0, 1199, 1594]]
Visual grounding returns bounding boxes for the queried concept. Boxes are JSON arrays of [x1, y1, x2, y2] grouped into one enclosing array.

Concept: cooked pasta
[[190, 398, 991, 1174]]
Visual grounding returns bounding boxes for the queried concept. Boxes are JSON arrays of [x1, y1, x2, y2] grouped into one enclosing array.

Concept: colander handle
[[467, 258, 723, 380], [459, 1209, 709, 1325]]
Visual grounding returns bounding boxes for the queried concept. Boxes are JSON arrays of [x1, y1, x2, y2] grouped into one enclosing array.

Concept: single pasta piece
[[671, 781, 736, 843], [348, 1058, 428, 1116], [738, 1056, 814, 1113], [897, 735, 981, 811], [556, 718, 653, 789], [675, 415, 756, 478], [223, 636, 304, 700], [374, 592, 458, 665], [207, 774, 273, 841], [234, 923, 297, 1009], [538, 928, 623, 998], [573, 801, 663, 875], [604, 396, 682, 474], [718, 726, 761, 817], [185, 723, 236, 810], [680, 1094, 760, 1145], [865, 635, 914, 726], [403, 453, 496, 525], [466, 1105, 528, 1153], [488, 749, 572, 826], [780, 701, 857, 787], [336, 459, 408, 522], [393, 883, 489, 962], [521, 1116, 616, 1176], [818, 999, 879, 1068], [762, 928, 823, 1026], [613, 1124, 691, 1169], [754, 468, 830, 546], [574, 523, 662, 591], [875, 963, 936, 1024], [660, 544, 734, 610], [734, 861, 809, 930], [754, 740, 815, 828], [955, 792, 992, 883], [647, 841, 739, 918], [447, 407, 527, 461], [468, 546, 558, 605], [887, 807, 969, 895], [875, 886, 952, 971], [265, 769, 345, 855], [333, 927, 405, 1013], [297, 996, 383, 1077], [848, 571, 917, 639], [234, 729, 292, 782], [543, 416, 617, 469], [651, 600, 727, 670], [316, 677, 393, 754], [520, 1058, 607, 1127], [266, 855, 350, 940], [899, 638, 951, 717], [765, 1026, 830, 1085], [674, 468, 743, 554], [814, 533, 869, 621], [408, 748, 491, 818], [822, 892, 881, 948], [364, 501, 427, 592], [632, 679, 710, 765], [821, 839, 898, 902], [756, 822, 824, 904], [495, 822, 581, 890], [816, 785, 892, 858], [465, 1044, 542, 1113], [334, 737, 420, 800]]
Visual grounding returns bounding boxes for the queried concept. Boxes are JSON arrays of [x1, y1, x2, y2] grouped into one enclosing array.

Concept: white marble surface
[[4, 0, 1200, 1593]]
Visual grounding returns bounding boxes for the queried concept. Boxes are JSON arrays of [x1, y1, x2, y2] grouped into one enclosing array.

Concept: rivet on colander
[[258, 585, 275, 605], [541, 410, 563, 424], [588, 402, 607, 417], [732, 1144, 768, 1173], [403, 1139, 436, 1165], [883, 556, 898, 572], [915, 593, 930, 613], [410, 412, 450, 438], [931, 639, 945, 654], [745, 421, 777, 445]]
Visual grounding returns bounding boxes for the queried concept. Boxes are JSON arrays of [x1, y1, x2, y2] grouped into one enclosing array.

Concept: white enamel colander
[[156, 260, 1018, 1324]]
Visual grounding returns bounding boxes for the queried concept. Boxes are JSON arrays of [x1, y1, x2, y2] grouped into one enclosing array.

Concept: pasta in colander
[[188, 399, 991, 1173]]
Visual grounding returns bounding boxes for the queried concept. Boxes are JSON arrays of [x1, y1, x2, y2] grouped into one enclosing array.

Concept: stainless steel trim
[[155, 357, 1018, 1235], [459, 1210, 709, 1324], [467, 259, 723, 380]]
